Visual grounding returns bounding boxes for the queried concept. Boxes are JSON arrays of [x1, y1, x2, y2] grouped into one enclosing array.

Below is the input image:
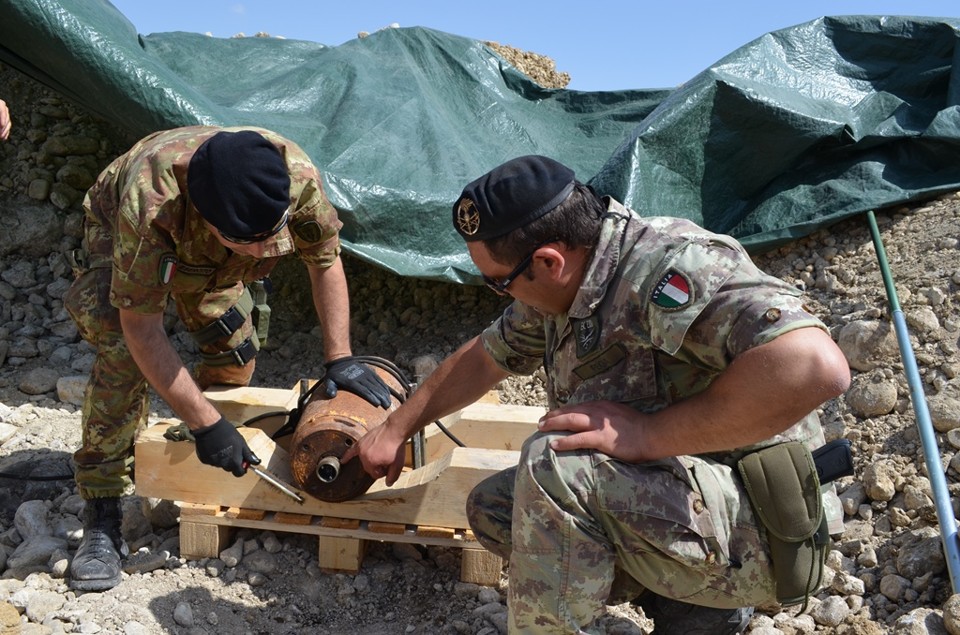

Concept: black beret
[[187, 130, 291, 239], [452, 155, 575, 242]]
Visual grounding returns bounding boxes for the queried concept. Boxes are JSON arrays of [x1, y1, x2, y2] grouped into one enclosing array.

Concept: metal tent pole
[[866, 210, 960, 593]]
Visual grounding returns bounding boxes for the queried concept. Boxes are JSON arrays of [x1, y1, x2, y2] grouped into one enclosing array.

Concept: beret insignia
[[456, 198, 480, 236]]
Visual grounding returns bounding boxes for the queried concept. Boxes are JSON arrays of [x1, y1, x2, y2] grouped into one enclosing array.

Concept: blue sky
[[109, 1, 956, 91]]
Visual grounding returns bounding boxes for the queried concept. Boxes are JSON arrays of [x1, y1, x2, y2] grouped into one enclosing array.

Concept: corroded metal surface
[[290, 369, 403, 502]]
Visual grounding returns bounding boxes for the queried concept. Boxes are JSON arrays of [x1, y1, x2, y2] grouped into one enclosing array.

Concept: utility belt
[[191, 279, 271, 367], [737, 439, 852, 608]]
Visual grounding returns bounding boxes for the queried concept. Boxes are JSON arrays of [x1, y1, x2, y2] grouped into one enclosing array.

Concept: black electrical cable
[[0, 470, 74, 481], [260, 355, 466, 448], [346, 355, 466, 448]]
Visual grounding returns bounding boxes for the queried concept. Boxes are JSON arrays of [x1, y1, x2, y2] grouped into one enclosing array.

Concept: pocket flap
[[737, 442, 823, 542]]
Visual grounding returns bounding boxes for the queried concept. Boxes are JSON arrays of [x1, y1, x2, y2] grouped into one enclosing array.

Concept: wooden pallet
[[136, 387, 543, 587], [178, 502, 503, 585]]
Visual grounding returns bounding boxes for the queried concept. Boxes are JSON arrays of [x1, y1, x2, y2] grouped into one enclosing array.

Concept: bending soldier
[[64, 127, 390, 591]]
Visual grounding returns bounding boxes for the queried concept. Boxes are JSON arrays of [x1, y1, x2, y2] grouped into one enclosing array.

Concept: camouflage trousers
[[64, 266, 255, 499], [466, 432, 777, 634]]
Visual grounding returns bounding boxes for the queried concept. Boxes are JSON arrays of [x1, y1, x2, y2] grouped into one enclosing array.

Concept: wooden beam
[[204, 384, 300, 423], [135, 422, 519, 529], [178, 507, 483, 549], [423, 401, 543, 463], [177, 506, 501, 583], [319, 536, 366, 572], [461, 550, 504, 586], [203, 384, 302, 445]]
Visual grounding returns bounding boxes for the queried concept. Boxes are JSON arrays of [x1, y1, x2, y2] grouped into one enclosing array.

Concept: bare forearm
[[642, 327, 851, 458], [543, 327, 851, 461], [388, 336, 510, 440], [120, 309, 220, 430], [342, 335, 510, 483], [308, 260, 352, 361]]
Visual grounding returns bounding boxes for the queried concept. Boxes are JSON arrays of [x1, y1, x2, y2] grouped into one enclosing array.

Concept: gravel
[[2, 44, 960, 635]]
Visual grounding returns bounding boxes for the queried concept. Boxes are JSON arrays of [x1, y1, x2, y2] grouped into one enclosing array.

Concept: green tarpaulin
[[2, 0, 959, 281]]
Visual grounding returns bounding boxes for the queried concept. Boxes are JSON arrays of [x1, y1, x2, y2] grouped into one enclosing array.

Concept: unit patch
[[293, 220, 324, 243], [651, 270, 691, 309], [573, 316, 600, 358], [158, 254, 177, 285]]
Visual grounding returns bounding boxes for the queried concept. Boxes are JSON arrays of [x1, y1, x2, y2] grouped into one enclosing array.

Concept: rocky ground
[[2, 34, 960, 635]]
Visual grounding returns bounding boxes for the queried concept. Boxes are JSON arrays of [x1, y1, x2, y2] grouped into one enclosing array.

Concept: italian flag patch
[[158, 254, 177, 285], [652, 270, 690, 309]]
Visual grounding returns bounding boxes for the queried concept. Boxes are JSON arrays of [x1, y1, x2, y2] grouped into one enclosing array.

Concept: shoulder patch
[[158, 254, 177, 285], [293, 220, 324, 243], [651, 270, 691, 309]]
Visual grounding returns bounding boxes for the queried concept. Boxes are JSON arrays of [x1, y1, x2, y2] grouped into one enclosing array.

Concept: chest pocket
[[172, 259, 276, 294], [564, 343, 658, 405], [170, 262, 218, 294]]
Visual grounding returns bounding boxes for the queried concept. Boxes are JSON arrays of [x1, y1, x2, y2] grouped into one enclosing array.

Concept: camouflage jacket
[[481, 198, 843, 530], [82, 126, 342, 313]]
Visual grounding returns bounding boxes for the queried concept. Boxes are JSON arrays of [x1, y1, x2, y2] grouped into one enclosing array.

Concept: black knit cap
[[187, 130, 291, 239], [452, 155, 575, 242]]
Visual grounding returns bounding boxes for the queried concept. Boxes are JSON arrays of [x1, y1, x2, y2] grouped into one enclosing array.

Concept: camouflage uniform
[[466, 198, 843, 633], [64, 126, 342, 499]]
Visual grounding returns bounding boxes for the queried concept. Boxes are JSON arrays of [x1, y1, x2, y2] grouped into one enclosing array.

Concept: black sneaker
[[636, 592, 754, 635]]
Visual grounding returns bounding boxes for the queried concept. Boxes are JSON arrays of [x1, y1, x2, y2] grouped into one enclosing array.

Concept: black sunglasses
[[482, 239, 557, 295], [218, 211, 289, 245]]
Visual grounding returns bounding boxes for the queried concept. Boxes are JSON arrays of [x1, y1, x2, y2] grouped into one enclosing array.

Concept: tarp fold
[[2, 1, 958, 281]]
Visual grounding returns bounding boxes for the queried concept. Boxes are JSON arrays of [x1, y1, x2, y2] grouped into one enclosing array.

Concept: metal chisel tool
[[244, 463, 306, 504]]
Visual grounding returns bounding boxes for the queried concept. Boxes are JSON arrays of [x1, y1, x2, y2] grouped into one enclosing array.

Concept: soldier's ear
[[532, 246, 565, 282]]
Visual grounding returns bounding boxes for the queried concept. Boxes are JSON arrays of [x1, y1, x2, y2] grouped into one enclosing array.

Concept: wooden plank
[[203, 384, 300, 430], [135, 423, 518, 529], [180, 520, 232, 559], [460, 550, 503, 586], [476, 390, 502, 405], [180, 502, 219, 517], [320, 517, 360, 530], [178, 507, 496, 583], [179, 510, 483, 550], [416, 526, 456, 540], [275, 511, 313, 526], [319, 536, 365, 572], [424, 401, 543, 463], [367, 522, 407, 535]]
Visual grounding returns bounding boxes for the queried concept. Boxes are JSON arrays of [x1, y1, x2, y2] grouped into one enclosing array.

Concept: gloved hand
[[193, 416, 260, 477], [324, 357, 392, 409]]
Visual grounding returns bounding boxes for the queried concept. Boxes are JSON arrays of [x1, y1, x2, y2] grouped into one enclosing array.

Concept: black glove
[[324, 357, 392, 409], [193, 416, 260, 477]]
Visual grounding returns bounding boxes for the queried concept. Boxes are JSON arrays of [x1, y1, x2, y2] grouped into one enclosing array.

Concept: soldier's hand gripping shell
[[323, 357, 392, 409], [193, 416, 261, 476]]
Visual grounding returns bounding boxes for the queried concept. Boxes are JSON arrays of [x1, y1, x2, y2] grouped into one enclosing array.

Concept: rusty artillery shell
[[289, 368, 403, 502]]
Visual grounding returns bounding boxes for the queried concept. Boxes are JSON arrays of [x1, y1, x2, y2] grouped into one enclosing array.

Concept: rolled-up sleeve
[[480, 301, 547, 375]]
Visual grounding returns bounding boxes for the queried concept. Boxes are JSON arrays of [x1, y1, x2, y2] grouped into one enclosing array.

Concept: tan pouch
[[737, 441, 830, 607]]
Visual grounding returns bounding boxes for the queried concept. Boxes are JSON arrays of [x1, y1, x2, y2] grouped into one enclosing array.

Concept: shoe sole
[[69, 574, 121, 592]]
